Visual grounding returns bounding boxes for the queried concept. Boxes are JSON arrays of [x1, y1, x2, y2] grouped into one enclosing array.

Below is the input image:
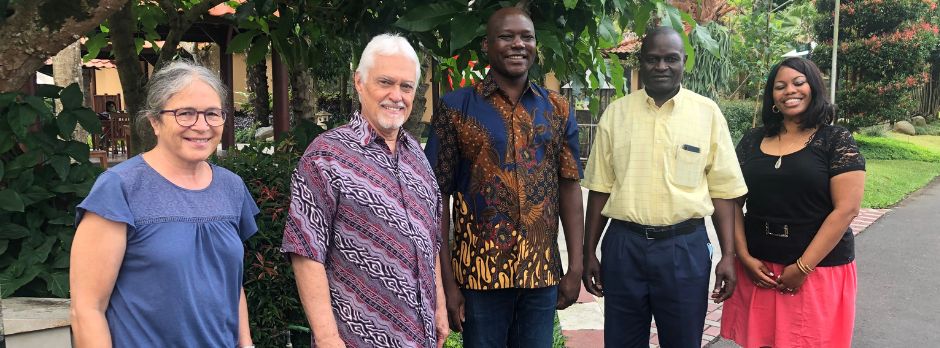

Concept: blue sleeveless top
[[76, 155, 259, 347]]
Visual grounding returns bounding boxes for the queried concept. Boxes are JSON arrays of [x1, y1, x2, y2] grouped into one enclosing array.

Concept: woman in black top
[[720, 57, 866, 348]]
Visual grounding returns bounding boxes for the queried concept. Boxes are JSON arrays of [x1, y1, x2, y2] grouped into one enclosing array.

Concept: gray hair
[[356, 33, 421, 82], [138, 60, 228, 124]]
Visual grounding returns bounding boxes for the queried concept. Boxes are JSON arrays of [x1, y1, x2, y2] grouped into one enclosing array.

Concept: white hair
[[356, 33, 421, 82], [139, 60, 228, 123]]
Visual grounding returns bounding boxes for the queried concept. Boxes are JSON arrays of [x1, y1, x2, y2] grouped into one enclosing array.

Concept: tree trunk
[[82, 68, 95, 108], [193, 43, 221, 75], [52, 40, 91, 141], [0, 289, 4, 346], [340, 68, 350, 116], [153, 0, 227, 71], [0, 0, 128, 93], [290, 65, 318, 123], [247, 60, 271, 126], [403, 51, 431, 139], [110, 0, 228, 154], [110, 2, 152, 153]]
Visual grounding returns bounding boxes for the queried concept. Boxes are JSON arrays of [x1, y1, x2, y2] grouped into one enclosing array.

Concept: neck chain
[[774, 135, 785, 169], [774, 128, 816, 169]]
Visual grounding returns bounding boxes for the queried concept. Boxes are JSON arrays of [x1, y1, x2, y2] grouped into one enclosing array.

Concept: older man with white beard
[[282, 33, 449, 348]]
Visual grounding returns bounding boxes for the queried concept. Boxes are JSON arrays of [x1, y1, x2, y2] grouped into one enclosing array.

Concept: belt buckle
[[644, 227, 656, 240], [764, 222, 790, 238]]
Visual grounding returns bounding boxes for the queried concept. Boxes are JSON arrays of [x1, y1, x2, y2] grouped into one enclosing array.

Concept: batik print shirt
[[425, 73, 582, 290], [282, 112, 442, 348]]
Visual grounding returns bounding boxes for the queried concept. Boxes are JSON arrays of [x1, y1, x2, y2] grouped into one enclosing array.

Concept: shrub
[[0, 84, 103, 298], [860, 124, 889, 137], [236, 122, 259, 144], [718, 99, 761, 144], [914, 123, 940, 136], [855, 134, 940, 162], [814, 0, 940, 129], [213, 118, 323, 347]]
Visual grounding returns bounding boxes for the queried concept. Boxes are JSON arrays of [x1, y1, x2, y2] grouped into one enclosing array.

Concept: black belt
[[744, 216, 823, 238], [618, 218, 705, 240]]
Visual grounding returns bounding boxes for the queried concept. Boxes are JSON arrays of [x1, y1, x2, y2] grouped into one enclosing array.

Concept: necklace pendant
[[774, 156, 782, 169]]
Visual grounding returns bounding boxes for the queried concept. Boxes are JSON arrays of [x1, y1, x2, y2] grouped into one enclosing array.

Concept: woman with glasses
[[70, 60, 259, 348]]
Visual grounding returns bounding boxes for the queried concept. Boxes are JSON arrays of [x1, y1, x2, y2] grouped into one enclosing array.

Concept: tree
[[52, 40, 92, 141], [100, 0, 228, 153], [683, 21, 733, 100], [724, 0, 817, 99], [814, 0, 940, 128], [227, 0, 713, 119], [246, 60, 271, 127], [0, 0, 128, 93]]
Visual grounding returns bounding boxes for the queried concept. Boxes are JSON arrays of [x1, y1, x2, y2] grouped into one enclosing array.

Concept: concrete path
[[853, 180, 940, 347], [558, 188, 892, 347]]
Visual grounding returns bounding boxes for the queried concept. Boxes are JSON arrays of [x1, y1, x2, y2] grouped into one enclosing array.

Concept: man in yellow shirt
[[581, 27, 747, 347]]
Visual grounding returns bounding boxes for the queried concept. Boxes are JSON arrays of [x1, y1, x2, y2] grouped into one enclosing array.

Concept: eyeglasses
[[159, 108, 227, 127]]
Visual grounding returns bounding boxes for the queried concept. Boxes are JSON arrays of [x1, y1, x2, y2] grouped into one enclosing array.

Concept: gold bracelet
[[797, 257, 815, 275], [797, 258, 809, 274]]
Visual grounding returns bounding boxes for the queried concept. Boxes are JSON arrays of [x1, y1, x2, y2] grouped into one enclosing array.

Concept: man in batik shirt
[[424, 7, 584, 347], [282, 33, 448, 348]]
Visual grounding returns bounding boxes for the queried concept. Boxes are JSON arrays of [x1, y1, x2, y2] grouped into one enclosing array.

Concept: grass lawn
[[886, 132, 940, 152], [855, 132, 940, 208], [863, 160, 940, 208]]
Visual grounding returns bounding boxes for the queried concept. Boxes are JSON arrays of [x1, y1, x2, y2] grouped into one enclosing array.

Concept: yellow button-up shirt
[[581, 88, 747, 226]]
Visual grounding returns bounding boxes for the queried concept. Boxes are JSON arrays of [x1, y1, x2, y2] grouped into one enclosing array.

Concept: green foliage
[[236, 122, 259, 144], [855, 134, 940, 162], [443, 331, 463, 348], [684, 22, 732, 100], [0, 84, 103, 298], [914, 122, 940, 136], [726, 0, 817, 98], [813, 0, 940, 129], [229, 0, 707, 118], [212, 119, 323, 347], [863, 160, 940, 208], [82, 1, 170, 63], [860, 125, 888, 137], [718, 99, 761, 144]]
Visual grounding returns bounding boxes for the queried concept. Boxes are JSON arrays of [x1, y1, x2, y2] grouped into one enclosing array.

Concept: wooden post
[[272, 49, 290, 141]]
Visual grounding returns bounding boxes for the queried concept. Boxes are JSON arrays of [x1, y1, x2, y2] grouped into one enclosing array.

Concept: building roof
[[602, 31, 641, 56], [82, 59, 117, 69], [43, 57, 117, 69], [208, 1, 239, 16]]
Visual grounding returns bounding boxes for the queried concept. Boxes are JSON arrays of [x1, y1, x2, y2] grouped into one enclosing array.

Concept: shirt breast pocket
[[672, 143, 707, 188]]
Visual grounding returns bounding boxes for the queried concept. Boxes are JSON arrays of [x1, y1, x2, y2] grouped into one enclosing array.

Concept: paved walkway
[[557, 187, 890, 347], [853, 180, 940, 347]]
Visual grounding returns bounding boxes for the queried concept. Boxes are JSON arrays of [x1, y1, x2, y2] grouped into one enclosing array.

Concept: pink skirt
[[720, 259, 857, 348]]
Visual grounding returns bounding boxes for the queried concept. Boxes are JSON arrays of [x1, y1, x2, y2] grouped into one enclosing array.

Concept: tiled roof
[[43, 58, 117, 69], [208, 1, 239, 16], [209, 1, 278, 17], [83, 59, 116, 69], [602, 31, 641, 54]]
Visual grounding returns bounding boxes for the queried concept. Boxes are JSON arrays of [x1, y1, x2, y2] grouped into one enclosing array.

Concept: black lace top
[[735, 125, 865, 266]]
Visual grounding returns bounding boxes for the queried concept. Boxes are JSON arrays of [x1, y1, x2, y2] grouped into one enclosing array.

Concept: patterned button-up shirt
[[282, 112, 442, 348], [424, 73, 582, 290]]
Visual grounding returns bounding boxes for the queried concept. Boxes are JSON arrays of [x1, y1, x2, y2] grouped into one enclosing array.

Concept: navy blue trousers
[[601, 220, 712, 348], [461, 286, 557, 348]]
